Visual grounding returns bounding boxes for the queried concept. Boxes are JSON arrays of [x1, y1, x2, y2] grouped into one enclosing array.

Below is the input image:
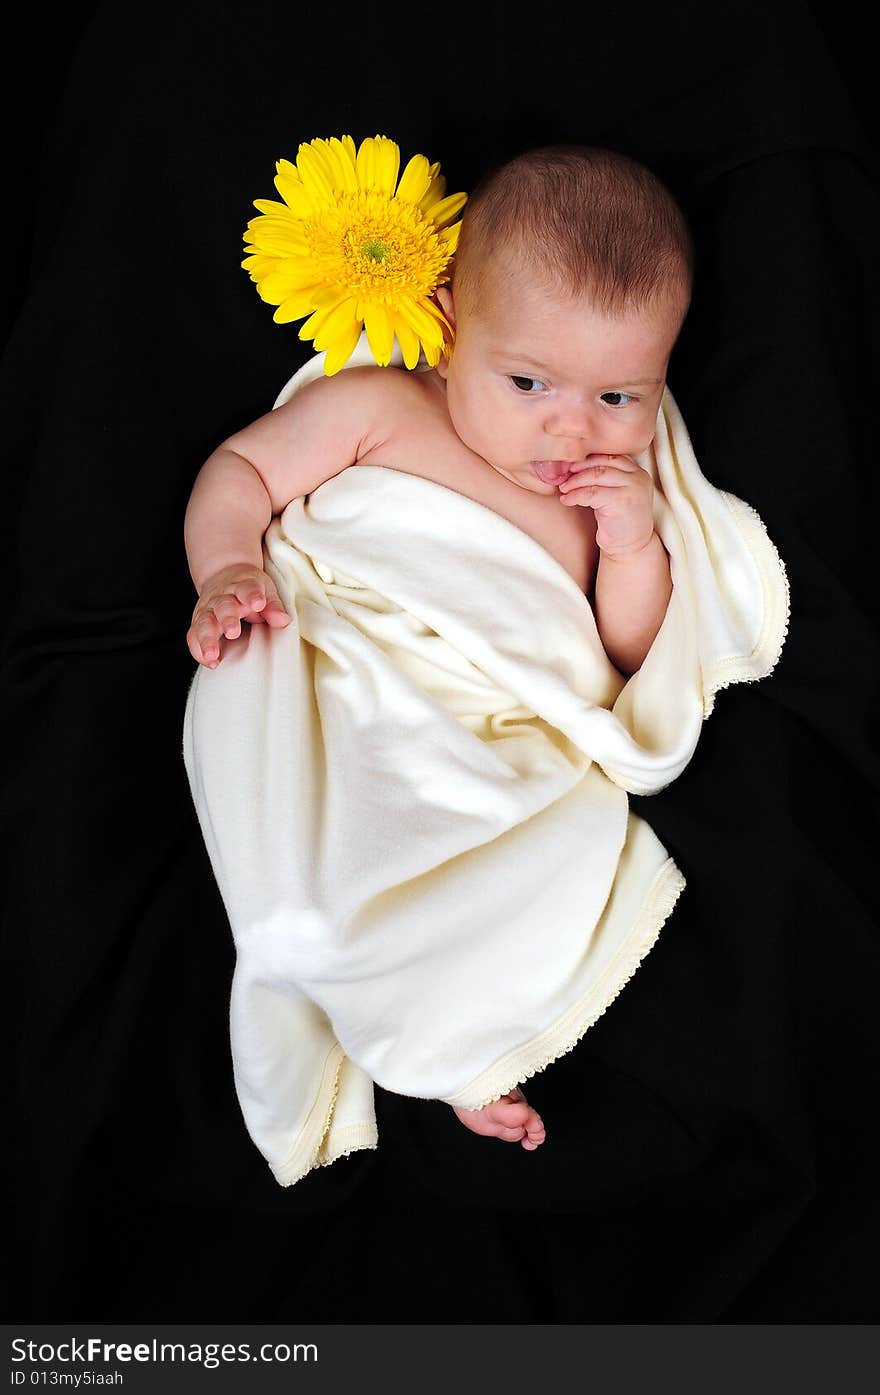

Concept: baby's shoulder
[[312, 363, 437, 458], [296, 362, 424, 411], [296, 362, 425, 438]]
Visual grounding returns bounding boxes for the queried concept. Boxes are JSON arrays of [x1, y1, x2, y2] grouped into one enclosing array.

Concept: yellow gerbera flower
[[242, 134, 468, 375]]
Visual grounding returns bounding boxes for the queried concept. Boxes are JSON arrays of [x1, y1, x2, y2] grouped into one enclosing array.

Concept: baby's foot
[[452, 1086, 546, 1150]]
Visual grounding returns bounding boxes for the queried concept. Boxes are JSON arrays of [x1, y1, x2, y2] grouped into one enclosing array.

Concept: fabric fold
[[182, 338, 789, 1187]]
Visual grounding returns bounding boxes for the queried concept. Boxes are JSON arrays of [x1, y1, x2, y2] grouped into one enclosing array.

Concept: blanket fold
[[182, 341, 789, 1187]]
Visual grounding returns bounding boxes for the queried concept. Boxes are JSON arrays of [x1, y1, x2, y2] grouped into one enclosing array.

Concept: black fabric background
[[3, 0, 879, 1321]]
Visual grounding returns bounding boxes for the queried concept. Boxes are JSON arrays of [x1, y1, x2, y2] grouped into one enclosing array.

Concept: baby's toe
[[508, 1104, 534, 1128], [491, 1099, 532, 1128], [522, 1111, 546, 1144], [498, 1125, 527, 1142]]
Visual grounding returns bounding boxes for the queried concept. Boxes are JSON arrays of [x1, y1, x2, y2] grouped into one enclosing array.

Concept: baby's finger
[[262, 607, 292, 627], [236, 584, 268, 611], [559, 483, 615, 505], [191, 606, 223, 644], [203, 605, 240, 641], [559, 468, 632, 493], [187, 624, 221, 667], [260, 598, 291, 625], [210, 596, 247, 636], [582, 453, 638, 470]]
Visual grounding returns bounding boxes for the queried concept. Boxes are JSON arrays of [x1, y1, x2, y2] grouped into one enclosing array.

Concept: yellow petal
[[297, 318, 320, 343], [252, 197, 297, 219], [398, 297, 446, 345], [273, 288, 322, 322], [273, 174, 313, 216], [309, 138, 351, 193], [396, 153, 431, 205], [275, 158, 302, 183], [312, 297, 362, 353], [355, 136, 376, 190], [424, 296, 452, 333], [424, 191, 468, 230], [244, 211, 292, 230], [427, 296, 452, 326], [439, 222, 461, 252], [248, 213, 309, 239], [325, 136, 359, 193], [257, 279, 285, 304], [393, 315, 422, 370], [323, 319, 364, 376], [260, 261, 330, 294], [244, 220, 310, 256], [241, 253, 282, 277], [374, 136, 401, 195], [259, 268, 317, 303], [363, 302, 395, 365], [418, 169, 446, 213], [298, 290, 353, 342], [296, 141, 336, 205], [357, 135, 400, 195], [312, 285, 349, 310]]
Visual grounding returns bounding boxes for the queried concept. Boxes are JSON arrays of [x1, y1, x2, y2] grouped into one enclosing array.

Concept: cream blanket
[[182, 341, 790, 1187]]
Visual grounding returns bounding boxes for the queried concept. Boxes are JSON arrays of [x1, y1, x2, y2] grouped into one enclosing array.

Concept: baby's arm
[[184, 366, 392, 666], [591, 533, 672, 677], [558, 454, 671, 677], [185, 367, 391, 590]]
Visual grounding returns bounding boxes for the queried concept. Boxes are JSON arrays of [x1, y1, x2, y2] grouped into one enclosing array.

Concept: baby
[[184, 144, 693, 1153]]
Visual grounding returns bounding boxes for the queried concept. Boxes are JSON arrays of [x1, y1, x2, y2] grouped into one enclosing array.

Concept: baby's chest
[[515, 498, 599, 597], [363, 409, 598, 595], [488, 492, 596, 597]]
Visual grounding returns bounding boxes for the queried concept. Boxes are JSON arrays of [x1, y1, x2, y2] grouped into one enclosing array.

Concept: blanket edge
[[702, 490, 792, 719], [441, 856, 687, 1111]]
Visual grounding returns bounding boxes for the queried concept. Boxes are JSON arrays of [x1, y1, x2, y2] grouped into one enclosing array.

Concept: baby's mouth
[[530, 460, 577, 486]]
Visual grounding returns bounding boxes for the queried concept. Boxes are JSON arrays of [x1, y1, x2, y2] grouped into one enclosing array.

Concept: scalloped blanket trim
[[702, 491, 791, 719], [443, 856, 687, 1111], [272, 1044, 378, 1188], [270, 855, 686, 1182]]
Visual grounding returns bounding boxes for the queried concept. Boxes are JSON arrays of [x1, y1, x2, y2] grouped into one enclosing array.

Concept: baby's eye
[[600, 391, 637, 408], [509, 375, 546, 394]]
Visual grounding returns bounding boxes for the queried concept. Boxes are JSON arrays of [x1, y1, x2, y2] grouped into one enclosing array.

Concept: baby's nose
[[548, 415, 587, 439], [546, 398, 598, 443]]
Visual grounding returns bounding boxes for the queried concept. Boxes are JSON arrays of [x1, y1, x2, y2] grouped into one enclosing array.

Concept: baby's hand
[[187, 564, 291, 669], [558, 454, 656, 556]]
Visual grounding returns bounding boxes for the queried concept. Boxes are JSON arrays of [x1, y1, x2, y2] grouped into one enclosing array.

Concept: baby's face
[[435, 278, 680, 494]]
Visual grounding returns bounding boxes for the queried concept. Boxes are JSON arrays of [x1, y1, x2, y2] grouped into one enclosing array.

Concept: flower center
[[302, 191, 453, 304]]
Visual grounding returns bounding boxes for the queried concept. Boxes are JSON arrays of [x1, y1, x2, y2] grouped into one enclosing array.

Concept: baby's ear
[[434, 284, 456, 329]]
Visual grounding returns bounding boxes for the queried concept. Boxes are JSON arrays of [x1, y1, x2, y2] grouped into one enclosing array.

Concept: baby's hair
[[452, 144, 694, 322]]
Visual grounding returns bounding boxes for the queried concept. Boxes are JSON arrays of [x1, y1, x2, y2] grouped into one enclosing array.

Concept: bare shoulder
[[277, 363, 424, 459], [288, 362, 408, 406], [221, 363, 432, 514]]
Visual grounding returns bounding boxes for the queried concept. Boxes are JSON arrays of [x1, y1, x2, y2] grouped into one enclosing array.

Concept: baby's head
[[434, 145, 694, 493]]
